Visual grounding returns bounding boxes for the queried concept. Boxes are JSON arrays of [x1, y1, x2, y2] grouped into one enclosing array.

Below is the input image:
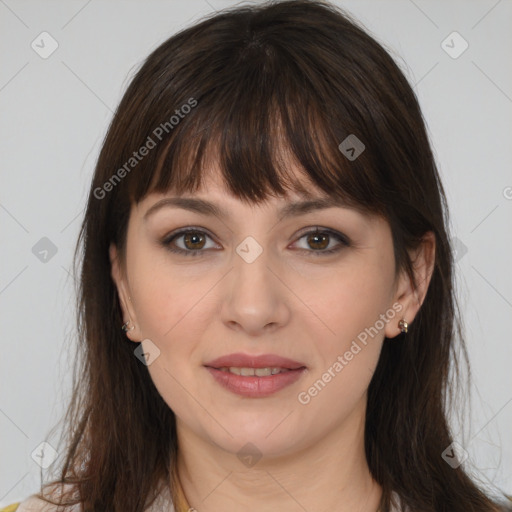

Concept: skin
[[110, 164, 435, 512]]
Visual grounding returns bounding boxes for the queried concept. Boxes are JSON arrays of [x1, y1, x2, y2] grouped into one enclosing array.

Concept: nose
[[220, 242, 291, 337]]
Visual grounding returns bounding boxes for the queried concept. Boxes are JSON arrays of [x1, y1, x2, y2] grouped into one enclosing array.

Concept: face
[[110, 164, 421, 462]]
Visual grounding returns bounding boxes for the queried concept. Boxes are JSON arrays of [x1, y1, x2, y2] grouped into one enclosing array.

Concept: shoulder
[[6, 481, 176, 512], [1, 496, 54, 512], [15, 495, 76, 512], [12, 484, 81, 512], [1, 495, 57, 512], [145, 482, 176, 512], [0, 504, 22, 512], [15, 496, 55, 512]]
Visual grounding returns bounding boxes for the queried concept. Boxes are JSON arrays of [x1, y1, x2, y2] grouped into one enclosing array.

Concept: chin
[[207, 414, 309, 461]]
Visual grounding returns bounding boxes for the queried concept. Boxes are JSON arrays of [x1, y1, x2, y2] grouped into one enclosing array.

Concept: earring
[[398, 319, 408, 334], [122, 320, 135, 332]]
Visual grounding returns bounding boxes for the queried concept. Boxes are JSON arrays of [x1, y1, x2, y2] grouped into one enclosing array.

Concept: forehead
[[145, 159, 332, 208]]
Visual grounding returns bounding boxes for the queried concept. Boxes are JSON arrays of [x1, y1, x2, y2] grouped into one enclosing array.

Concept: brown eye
[[306, 232, 330, 251], [293, 227, 350, 256], [162, 228, 218, 257], [182, 232, 206, 250]]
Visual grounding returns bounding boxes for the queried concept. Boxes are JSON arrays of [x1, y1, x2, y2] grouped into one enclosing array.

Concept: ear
[[385, 231, 436, 339], [109, 243, 141, 342]]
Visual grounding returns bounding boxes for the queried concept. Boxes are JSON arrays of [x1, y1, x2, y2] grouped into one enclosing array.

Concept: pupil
[[185, 232, 205, 249], [309, 233, 328, 250]]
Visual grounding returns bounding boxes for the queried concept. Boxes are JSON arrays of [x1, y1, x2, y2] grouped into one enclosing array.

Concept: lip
[[204, 352, 306, 370], [205, 367, 306, 398], [203, 352, 307, 398]]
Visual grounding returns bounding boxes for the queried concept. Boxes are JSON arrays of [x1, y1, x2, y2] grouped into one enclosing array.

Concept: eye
[[161, 226, 350, 258], [291, 227, 350, 256], [161, 228, 219, 257]]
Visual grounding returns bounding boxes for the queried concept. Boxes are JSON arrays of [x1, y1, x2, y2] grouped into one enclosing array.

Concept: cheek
[[298, 255, 396, 351], [292, 272, 392, 429], [126, 258, 216, 417], [126, 237, 216, 342], [132, 274, 217, 351], [125, 254, 225, 419], [293, 251, 396, 412]]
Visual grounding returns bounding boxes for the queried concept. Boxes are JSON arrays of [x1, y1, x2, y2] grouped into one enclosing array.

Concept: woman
[[5, 0, 510, 511]]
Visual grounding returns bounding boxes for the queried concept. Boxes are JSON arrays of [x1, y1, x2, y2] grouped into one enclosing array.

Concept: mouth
[[204, 352, 306, 371], [214, 366, 298, 376], [203, 353, 307, 398]]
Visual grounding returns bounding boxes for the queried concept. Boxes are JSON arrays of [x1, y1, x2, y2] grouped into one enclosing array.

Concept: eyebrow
[[143, 196, 344, 221]]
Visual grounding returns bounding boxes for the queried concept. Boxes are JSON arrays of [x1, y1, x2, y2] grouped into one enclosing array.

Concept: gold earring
[[398, 319, 408, 334], [122, 320, 135, 332]]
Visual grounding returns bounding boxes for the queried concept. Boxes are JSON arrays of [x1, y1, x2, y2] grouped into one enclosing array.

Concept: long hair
[[36, 1, 508, 511]]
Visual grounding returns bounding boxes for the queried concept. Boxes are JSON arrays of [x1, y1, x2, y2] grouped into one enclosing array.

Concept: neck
[[175, 401, 382, 512]]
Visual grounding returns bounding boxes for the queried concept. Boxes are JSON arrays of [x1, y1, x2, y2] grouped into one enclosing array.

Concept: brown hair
[[36, 1, 509, 511]]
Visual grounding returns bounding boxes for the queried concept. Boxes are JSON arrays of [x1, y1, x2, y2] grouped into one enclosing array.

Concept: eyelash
[[161, 226, 350, 258]]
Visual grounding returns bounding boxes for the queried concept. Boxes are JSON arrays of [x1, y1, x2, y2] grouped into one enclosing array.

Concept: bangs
[[122, 32, 390, 217]]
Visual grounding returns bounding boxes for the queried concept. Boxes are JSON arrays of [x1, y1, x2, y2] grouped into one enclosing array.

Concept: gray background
[[1, 0, 511, 505]]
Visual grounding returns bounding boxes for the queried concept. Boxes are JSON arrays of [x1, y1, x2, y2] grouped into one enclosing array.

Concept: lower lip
[[205, 367, 306, 398]]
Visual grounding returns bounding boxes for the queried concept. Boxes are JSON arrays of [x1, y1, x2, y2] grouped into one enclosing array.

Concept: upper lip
[[204, 353, 306, 370]]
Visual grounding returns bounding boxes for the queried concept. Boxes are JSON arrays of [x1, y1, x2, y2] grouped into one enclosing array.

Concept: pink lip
[[203, 352, 307, 398], [204, 352, 306, 370], [205, 367, 306, 398]]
